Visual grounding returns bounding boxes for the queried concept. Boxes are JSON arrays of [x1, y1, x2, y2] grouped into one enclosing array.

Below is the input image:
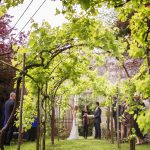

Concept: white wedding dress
[[67, 117, 79, 140]]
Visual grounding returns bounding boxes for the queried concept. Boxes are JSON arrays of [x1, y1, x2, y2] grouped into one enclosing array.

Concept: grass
[[4, 137, 150, 150]]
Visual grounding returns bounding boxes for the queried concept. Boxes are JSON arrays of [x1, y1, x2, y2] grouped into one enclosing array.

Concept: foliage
[[13, 16, 119, 131], [134, 74, 150, 98], [0, 0, 24, 16], [1, 0, 150, 143], [0, 14, 26, 103], [111, 0, 150, 133], [0, 14, 26, 59], [137, 108, 150, 134], [15, 94, 37, 131]]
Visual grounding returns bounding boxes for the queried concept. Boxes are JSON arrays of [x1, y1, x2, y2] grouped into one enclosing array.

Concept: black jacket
[[4, 99, 14, 124], [94, 107, 101, 123]]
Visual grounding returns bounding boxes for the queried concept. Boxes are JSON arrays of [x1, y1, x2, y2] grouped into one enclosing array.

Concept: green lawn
[[5, 137, 150, 150]]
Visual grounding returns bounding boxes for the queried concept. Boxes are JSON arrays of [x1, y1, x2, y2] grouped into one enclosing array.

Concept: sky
[[7, 0, 116, 36], [8, 0, 67, 34]]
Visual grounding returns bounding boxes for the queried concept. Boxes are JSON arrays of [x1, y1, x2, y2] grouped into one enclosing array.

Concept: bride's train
[[67, 118, 79, 140]]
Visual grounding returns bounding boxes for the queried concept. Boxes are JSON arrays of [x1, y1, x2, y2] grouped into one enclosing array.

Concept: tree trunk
[[116, 85, 121, 149], [116, 100, 120, 149], [42, 83, 48, 150], [17, 53, 25, 150], [51, 98, 55, 145], [130, 116, 135, 150], [57, 105, 60, 142], [110, 105, 114, 144], [130, 139, 135, 150], [50, 78, 66, 145], [0, 131, 4, 150], [42, 98, 47, 150], [146, 48, 150, 74], [106, 107, 110, 140], [36, 87, 41, 150]]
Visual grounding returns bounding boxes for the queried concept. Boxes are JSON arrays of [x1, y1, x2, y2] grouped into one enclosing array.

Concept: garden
[[0, 0, 150, 150]]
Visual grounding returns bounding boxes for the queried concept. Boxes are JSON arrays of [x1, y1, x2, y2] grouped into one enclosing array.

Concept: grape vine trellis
[[0, 1, 150, 150]]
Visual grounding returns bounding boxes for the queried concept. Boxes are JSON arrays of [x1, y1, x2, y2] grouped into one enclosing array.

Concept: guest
[[120, 101, 129, 141], [4, 92, 16, 145], [112, 96, 117, 134], [24, 118, 37, 141], [0, 99, 5, 129], [120, 99, 131, 139], [133, 92, 145, 145], [28, 118, 37, 141], [82, 105, 89, 139], [112, 96, 122, 138], [94, 102, 101, 139]]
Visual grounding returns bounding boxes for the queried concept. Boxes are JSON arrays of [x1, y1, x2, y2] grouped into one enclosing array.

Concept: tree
[[12, 14, 120, 148], [0, 14, 27, 149], [1, 1, 149, 149], [0, 13, 27, 96], [0, 14, 16, 100]]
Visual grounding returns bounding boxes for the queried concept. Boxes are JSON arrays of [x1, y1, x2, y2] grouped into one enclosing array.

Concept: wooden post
[[130, 115, 135, 150], [17, 53, 26, 150], [42, 83, 47, 150], [57, 99, 61, 142], [57, 107, 59, 141], [0, 131, 4, 150], [116, 86, 120, 149], [106, 106, 110, 140], [51, 98, 55, 145], [36, 87, 41, 150], [146, 48, 150, 74], [110, 103, 114, 143], [42, 100, 46, 150]]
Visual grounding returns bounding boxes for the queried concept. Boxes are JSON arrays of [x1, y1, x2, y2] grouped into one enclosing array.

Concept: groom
[[94, 102, 101, 139]]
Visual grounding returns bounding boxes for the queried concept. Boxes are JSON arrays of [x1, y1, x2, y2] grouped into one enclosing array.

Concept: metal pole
[[17, 53, 26, 150]]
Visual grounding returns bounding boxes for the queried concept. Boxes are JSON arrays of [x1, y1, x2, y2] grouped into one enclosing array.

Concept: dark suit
[[94, 107, 101, 139], [0, 101, 5, 129], [4, 99, 15, 145]]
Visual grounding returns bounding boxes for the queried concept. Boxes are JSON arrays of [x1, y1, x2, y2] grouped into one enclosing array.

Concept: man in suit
[[4, 92, 16, 145], [94, 102, 101, 139], [0, 99, 5, 129]]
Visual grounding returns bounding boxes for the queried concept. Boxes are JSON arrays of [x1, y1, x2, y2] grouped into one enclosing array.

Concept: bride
[[67, 105, 79, 140]]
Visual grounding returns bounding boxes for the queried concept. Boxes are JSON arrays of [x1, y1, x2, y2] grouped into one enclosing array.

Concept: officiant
[[82, 105, 90, 139]]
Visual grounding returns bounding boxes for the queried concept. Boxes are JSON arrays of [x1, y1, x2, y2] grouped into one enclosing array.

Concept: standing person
[[0, 99, 5, 129], [120, 101, 128, 141], [67, 105, 79, 140], [4, 92, 16, 145], [82, 105, 89, 139], [27, 118, 37, 141], [123, 104, 132, 139], [112, 96, 117, 134], [112, 96, 122, 138], [133, 92, 145, 145], [94, 102, 101, 139]]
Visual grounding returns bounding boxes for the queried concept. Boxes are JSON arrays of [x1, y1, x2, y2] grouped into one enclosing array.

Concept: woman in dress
[[82, 105, 89, 139], [67, 105, 79, 140]]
